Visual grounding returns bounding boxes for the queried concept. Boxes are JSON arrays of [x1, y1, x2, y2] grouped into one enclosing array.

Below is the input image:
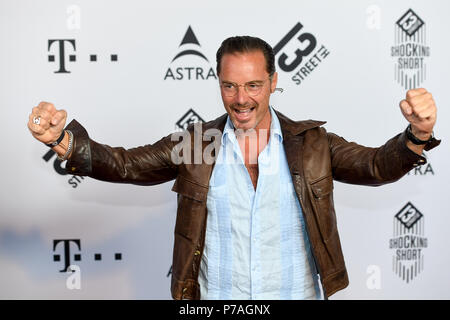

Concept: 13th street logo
[[42, 150, 85, 188], [389, 202, 428, 283], [164, 26, 217, 80], [391, 9, 430, 90], [273, 22, 330, 86]]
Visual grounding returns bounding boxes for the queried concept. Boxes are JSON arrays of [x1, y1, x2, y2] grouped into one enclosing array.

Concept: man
[[27, 36, 439, 300]]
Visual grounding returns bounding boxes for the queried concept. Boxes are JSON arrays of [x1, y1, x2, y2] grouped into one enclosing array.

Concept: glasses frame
[[220, 77, 273, 97]]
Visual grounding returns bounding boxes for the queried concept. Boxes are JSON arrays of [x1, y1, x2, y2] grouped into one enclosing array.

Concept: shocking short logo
[[389, 202, 428, 283], [175, 108, 205, 131], [391, 9, 430, 90]]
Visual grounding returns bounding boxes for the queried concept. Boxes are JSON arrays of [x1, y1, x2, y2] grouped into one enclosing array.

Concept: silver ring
[[33, 116, 41, 125]]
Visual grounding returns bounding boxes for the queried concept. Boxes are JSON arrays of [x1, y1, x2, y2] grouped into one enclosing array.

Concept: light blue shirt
[[198, 107, 322, 299]]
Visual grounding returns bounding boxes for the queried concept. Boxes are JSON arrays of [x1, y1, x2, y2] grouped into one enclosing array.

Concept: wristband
[[45, 130, 66, 147], [406, 124, 434, 145]]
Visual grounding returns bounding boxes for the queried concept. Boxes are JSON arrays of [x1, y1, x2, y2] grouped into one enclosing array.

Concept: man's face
[[219, 51, 278, 131]]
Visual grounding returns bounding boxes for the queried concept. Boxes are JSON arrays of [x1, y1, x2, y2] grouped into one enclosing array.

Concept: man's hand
[[399, 88, 437, 140], [28, 102, 70, 157], [28, 101, 67, 144], [399, 88, 437, 155]]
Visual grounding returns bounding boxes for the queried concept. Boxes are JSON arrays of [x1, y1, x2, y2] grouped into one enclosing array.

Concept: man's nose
[[235, 85, 249, 104]]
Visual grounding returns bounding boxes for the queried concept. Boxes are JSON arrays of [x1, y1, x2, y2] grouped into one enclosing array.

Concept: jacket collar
[[203, 113, 228, 139], [202, 108, 326, 138], [275, 109, 326, 137]]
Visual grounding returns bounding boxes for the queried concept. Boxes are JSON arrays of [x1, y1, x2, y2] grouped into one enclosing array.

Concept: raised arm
[[328, 130, 438, 186], [329, 88, 440, 186], [28, 102, 178, 185]]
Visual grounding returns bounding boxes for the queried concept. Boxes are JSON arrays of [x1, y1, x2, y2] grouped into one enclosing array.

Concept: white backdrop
[[0, 0, 448, 299]]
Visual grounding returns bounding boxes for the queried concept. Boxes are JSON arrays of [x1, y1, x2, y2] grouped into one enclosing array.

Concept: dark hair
[[216, 36, 275, 77]]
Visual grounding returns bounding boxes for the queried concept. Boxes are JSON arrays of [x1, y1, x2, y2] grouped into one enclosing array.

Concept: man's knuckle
[[417, 88, 426, 94]]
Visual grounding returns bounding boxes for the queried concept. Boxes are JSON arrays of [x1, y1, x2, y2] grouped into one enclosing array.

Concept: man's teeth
[[235, 107, 255, 113]]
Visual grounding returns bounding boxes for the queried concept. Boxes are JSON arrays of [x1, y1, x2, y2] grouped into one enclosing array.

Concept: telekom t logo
[[53, 239, 123, 272], [48, 39, 76, 73], [47, 39, 118, 73], [53, 239, 81, 272]]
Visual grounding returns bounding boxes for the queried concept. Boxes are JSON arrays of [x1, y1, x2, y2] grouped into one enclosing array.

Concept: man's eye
[[247, 83, 260, 89], [223, 84, 234, 89]]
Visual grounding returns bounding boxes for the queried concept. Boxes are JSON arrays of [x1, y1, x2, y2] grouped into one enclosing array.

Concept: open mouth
[[234, 106, 255, 114], [230, 105, 257, 124]]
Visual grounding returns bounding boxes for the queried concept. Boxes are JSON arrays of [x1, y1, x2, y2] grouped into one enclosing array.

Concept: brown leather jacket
[[64, 110, 440, 299]]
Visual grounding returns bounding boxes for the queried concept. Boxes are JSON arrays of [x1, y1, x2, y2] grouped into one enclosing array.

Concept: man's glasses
[[220, 78, 272, 97]]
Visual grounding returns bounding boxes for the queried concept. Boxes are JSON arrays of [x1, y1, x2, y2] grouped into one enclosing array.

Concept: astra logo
[[407, 151, 434, 176], [53, 239, 122, 272], [172, 26, 208, 63], [42, 149, 85, 188], [48, 39, 118, 73], [164, 26, 217, 80]]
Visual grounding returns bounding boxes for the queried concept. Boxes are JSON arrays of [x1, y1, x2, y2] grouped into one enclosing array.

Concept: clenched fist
[[399, 88, 437, 140], [27, 102, 67, 144]]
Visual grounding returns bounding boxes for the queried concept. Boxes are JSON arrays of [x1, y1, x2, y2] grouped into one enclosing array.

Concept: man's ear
[[270, 72, 278, 93]]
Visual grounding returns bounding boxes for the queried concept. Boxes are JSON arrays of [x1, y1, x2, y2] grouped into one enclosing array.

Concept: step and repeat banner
[[1, 0, 449, 299]]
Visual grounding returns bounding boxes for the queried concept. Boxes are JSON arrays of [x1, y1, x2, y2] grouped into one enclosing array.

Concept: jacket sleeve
[[328, 128, 441, 186], [64, 119, 178, 185]]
